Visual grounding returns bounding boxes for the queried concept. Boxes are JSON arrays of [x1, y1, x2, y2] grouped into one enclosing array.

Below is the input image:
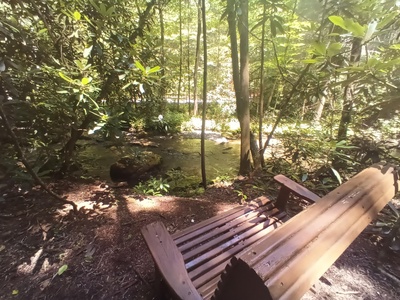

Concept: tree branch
[[0, 96, 77, 213]]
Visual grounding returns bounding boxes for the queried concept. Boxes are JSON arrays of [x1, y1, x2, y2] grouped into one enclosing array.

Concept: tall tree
[[200, 0, 207, 188], [227, 0, 252, 175], [193, 0, 202, 116], [337, 37, 362, 142], [178, 0, 183, 110]]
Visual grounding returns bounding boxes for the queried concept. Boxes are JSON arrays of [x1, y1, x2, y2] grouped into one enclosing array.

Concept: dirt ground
[[1, 177, 399, 300]]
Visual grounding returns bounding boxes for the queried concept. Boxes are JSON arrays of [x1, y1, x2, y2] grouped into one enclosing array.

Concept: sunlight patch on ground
[[130, 197, 159, 209], [214, 202, 238, 215], [17, 248, 43, 275]]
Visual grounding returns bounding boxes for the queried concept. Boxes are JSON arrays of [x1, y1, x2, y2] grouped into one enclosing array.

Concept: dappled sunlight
[[131, 197, 159, 210], [214, 202, 239, 215], [17, 248, 43, 275]]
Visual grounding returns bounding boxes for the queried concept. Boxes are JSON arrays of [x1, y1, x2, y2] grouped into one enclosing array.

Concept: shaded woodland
[[1, 0, 400, 299]]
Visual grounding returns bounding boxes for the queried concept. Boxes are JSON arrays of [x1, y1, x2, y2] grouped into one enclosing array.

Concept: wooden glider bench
[[141, 163, 399, 300]]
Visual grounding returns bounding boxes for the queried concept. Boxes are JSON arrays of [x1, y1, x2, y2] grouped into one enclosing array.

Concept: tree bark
[[193, 0, 201, 116], [337, 37, 362, 142], [257, 3, 267, 168], [237, 0, 252, 175], [159, 0, 166, 109], [200, 0, 207, 189], [178, 0, 183, 110]]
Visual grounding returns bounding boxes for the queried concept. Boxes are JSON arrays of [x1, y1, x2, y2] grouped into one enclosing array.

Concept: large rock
[[109, 151, 162, 183]]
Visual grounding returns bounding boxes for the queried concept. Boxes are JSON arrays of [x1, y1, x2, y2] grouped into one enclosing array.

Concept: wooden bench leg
[[154, 269, 168, 300], [275, 186, 290, 210]]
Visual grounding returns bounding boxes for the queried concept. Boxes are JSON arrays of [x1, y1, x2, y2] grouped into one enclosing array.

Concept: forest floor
[[1, 176, 400, 300]]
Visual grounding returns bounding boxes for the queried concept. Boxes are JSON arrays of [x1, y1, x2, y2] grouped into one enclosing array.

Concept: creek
[[76, 132, 241, 183]]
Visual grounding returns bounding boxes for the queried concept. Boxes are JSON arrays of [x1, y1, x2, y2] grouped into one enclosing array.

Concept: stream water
[[76, 132, 241, 182]]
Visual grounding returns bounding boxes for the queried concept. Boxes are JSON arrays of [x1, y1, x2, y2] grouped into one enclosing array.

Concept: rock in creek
[[109, 151, 162, 183]]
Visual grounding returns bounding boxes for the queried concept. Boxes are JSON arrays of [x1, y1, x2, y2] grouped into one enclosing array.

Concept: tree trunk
[[187, 0, 191, 114], [237, 0, 252, 175], [314, 90, 327, 122], [159, 0, 166, 109], [200, 0, 207, 189], [337, 37, 362, 142], [227, 0, 241, 102], [193, 0, 201, 116], [257, 3, 267, 169], [178, 0, 183, 110]]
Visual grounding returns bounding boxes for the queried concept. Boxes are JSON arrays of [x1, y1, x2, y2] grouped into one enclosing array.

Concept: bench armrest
[[141, 221, 202, 300], [274, 175, 320, 209]]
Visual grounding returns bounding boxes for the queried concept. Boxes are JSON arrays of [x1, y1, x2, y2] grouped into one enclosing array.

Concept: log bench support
[[141, 163, 399, 300]]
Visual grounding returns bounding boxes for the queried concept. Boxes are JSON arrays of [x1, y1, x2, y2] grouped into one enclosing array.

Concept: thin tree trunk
[[187, 0, 191, 114], [193, 0, 201, 116], [261, 64, 311, 156], [227, 0, 241, 102], [237, 0, 252, 175], [200, 0, 207, 189], [257, 3, 267, 168], [178, 0, 183, 110], [159, 0, 166, 109], [314, 90, 327, 122], [337, 37, 362, 142]]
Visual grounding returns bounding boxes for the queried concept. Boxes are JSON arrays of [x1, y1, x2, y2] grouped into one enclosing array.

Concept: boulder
[[109, 151, 162, 183]]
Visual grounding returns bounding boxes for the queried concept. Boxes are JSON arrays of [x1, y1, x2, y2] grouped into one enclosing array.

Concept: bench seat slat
[[182, 207, 280, 263], [172, 196, 271, 243], [178, 203, 276, 254], [185, 209, 283, 271], [190, 213, 288, 287]]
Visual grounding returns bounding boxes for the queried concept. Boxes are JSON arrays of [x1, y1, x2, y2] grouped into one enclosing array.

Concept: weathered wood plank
[[215, 163, 399, 300], [184, 209, 283, 270], [141, 222, 202, 300], [190, 213, 288, 287], [274, 174, 320, 204], [179, 203, 276, 254], [173, 196, 271, 244]]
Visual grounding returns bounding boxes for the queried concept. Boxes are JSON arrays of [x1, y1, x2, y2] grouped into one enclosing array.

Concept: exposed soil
[[0, 177, 399, 300]]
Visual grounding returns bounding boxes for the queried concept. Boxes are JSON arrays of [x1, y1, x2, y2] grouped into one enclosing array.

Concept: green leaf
[[73, 11, 81, 21], [327, 42, 342, 57], [59, 72, 74, 83], [135, 61, 145, 72], [38, 28, 48, 35], [100, 3, 107, 15], [81, 77, 91, 85], [148, 66, 161, 74], [377, 11, 398, 30], [12, 290, 19, 295], [328, 16, 346, 30], [344, 19, 365, 38], [83, 46, 93, 58], [330, 167, 342, 184], [389, 44, 400, 50], [57, 264, 68, 275], [312, 42, 326, 56], [302, 59, 318, 64], [122, 82, 132, 90]]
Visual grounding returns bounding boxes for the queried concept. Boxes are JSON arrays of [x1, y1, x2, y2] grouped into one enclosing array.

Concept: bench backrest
[[213, 163, 399, 300]]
